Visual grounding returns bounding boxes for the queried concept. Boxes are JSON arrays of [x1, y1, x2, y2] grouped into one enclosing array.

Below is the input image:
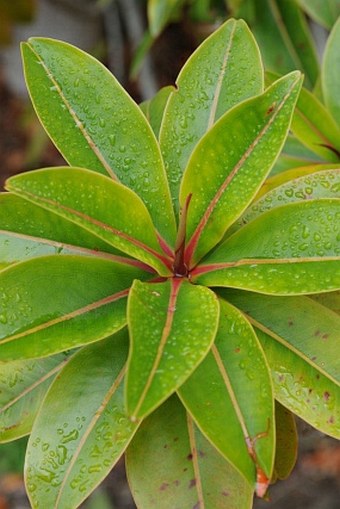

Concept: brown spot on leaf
[[328, 415, 334, 424], [234, 347, 240, 353], [163, 444, 168, 449], [222, 491, 229, 497], [314, 330, 320, 337], [323, 391, 330, 401], [187, 453, 193, 461], [198, 450, 205, 458], [322, 333, 329, 340], [173, 480, 180, 486], [288, 320, 293, 326], [189, 479, 197, 489], [173, 436, 179, 442], [159, 482, 169, 491], [192, 503, 201, 509]]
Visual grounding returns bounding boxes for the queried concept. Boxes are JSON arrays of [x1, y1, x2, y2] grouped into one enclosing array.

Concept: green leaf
[[6, 167, 173, 275], [0, 193, 130, 270], [0, 255, 147, 361], [222, 290, 340, 437], [25, 332, 138, 509], [273, 402, 297, 481], [126, 395, 253, 509], [230, 169, 340, 235], [322, 17, 340, 126], [180, 72, 302, 267], [237, 0, 319, 88], [140, 85, 175, 138], [21, 38, 176, 244], [258, 163, 340, 199], [297, 0, 340, 30], [0, 354, 69, 443], [160, 18, 264, 213], [257, 328, 340, 439], [178, 298, 274, 493], [195, 200, 340, 295], [125, 279, 219, 420], [148, 0, 186, 37]]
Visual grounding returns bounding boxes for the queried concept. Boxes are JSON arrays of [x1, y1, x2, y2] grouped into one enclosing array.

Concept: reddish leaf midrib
[[131, 278, 182, 419], [8, 189, 173, 271], [0, 289, 129, 345], [0, 229, 156, 273], [192, 255, 339, 277]]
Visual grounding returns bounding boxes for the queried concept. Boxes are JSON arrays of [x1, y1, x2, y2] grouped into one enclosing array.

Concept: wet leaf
[[0, 193, 128, 270], [222, 290, 340, 437], [25, 332, 138, 509], [230, 169, 340, 235], [180, 72, 302, 267], [0, 354, 69, 443], [125, 279, 219, 419], [195, 200, 340, 295], [0, 255, 147, 360], [179, 298, 274, 493], [126, 395, 253, 509], [160, 18, 264, 213], [21, 38, 176, 244], [6, 168, 172, 275]]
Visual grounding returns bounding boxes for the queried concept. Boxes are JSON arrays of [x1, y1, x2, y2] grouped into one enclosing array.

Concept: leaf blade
[[25, 332, 138, 509], [181, 72, 302, 266], [21, 38, 176, 244], [195, 200, 340, 295], [6, 167, 173, 275], [125, 279, 219, 419], [0, 255, 147, 360], [160, 18, 264, 213], [126, 395, 253, 509]]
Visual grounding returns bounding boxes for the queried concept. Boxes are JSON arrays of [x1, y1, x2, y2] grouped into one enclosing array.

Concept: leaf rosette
[[0, 18, 339, 509]]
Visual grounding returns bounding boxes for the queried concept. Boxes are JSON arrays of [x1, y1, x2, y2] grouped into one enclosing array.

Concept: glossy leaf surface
[[0, 193, 126, 270], [180, 72, 302, 266], [273, 402, 297, 481], [223, 290, 340, 437], [126, 395, 253, 509], [0, 354, 69, 443], [179, 299, 274, 490], [322, 18, 340, 126], [160, 18, 264, 212], [0, 255, 146, 360], [21, 38, 176, 244], [25, 332, 138, 509], [125, 279, 219, 419], [195, 200, 340, 295], [231, 169, 340, 234], [6, 168, 172, 275]]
